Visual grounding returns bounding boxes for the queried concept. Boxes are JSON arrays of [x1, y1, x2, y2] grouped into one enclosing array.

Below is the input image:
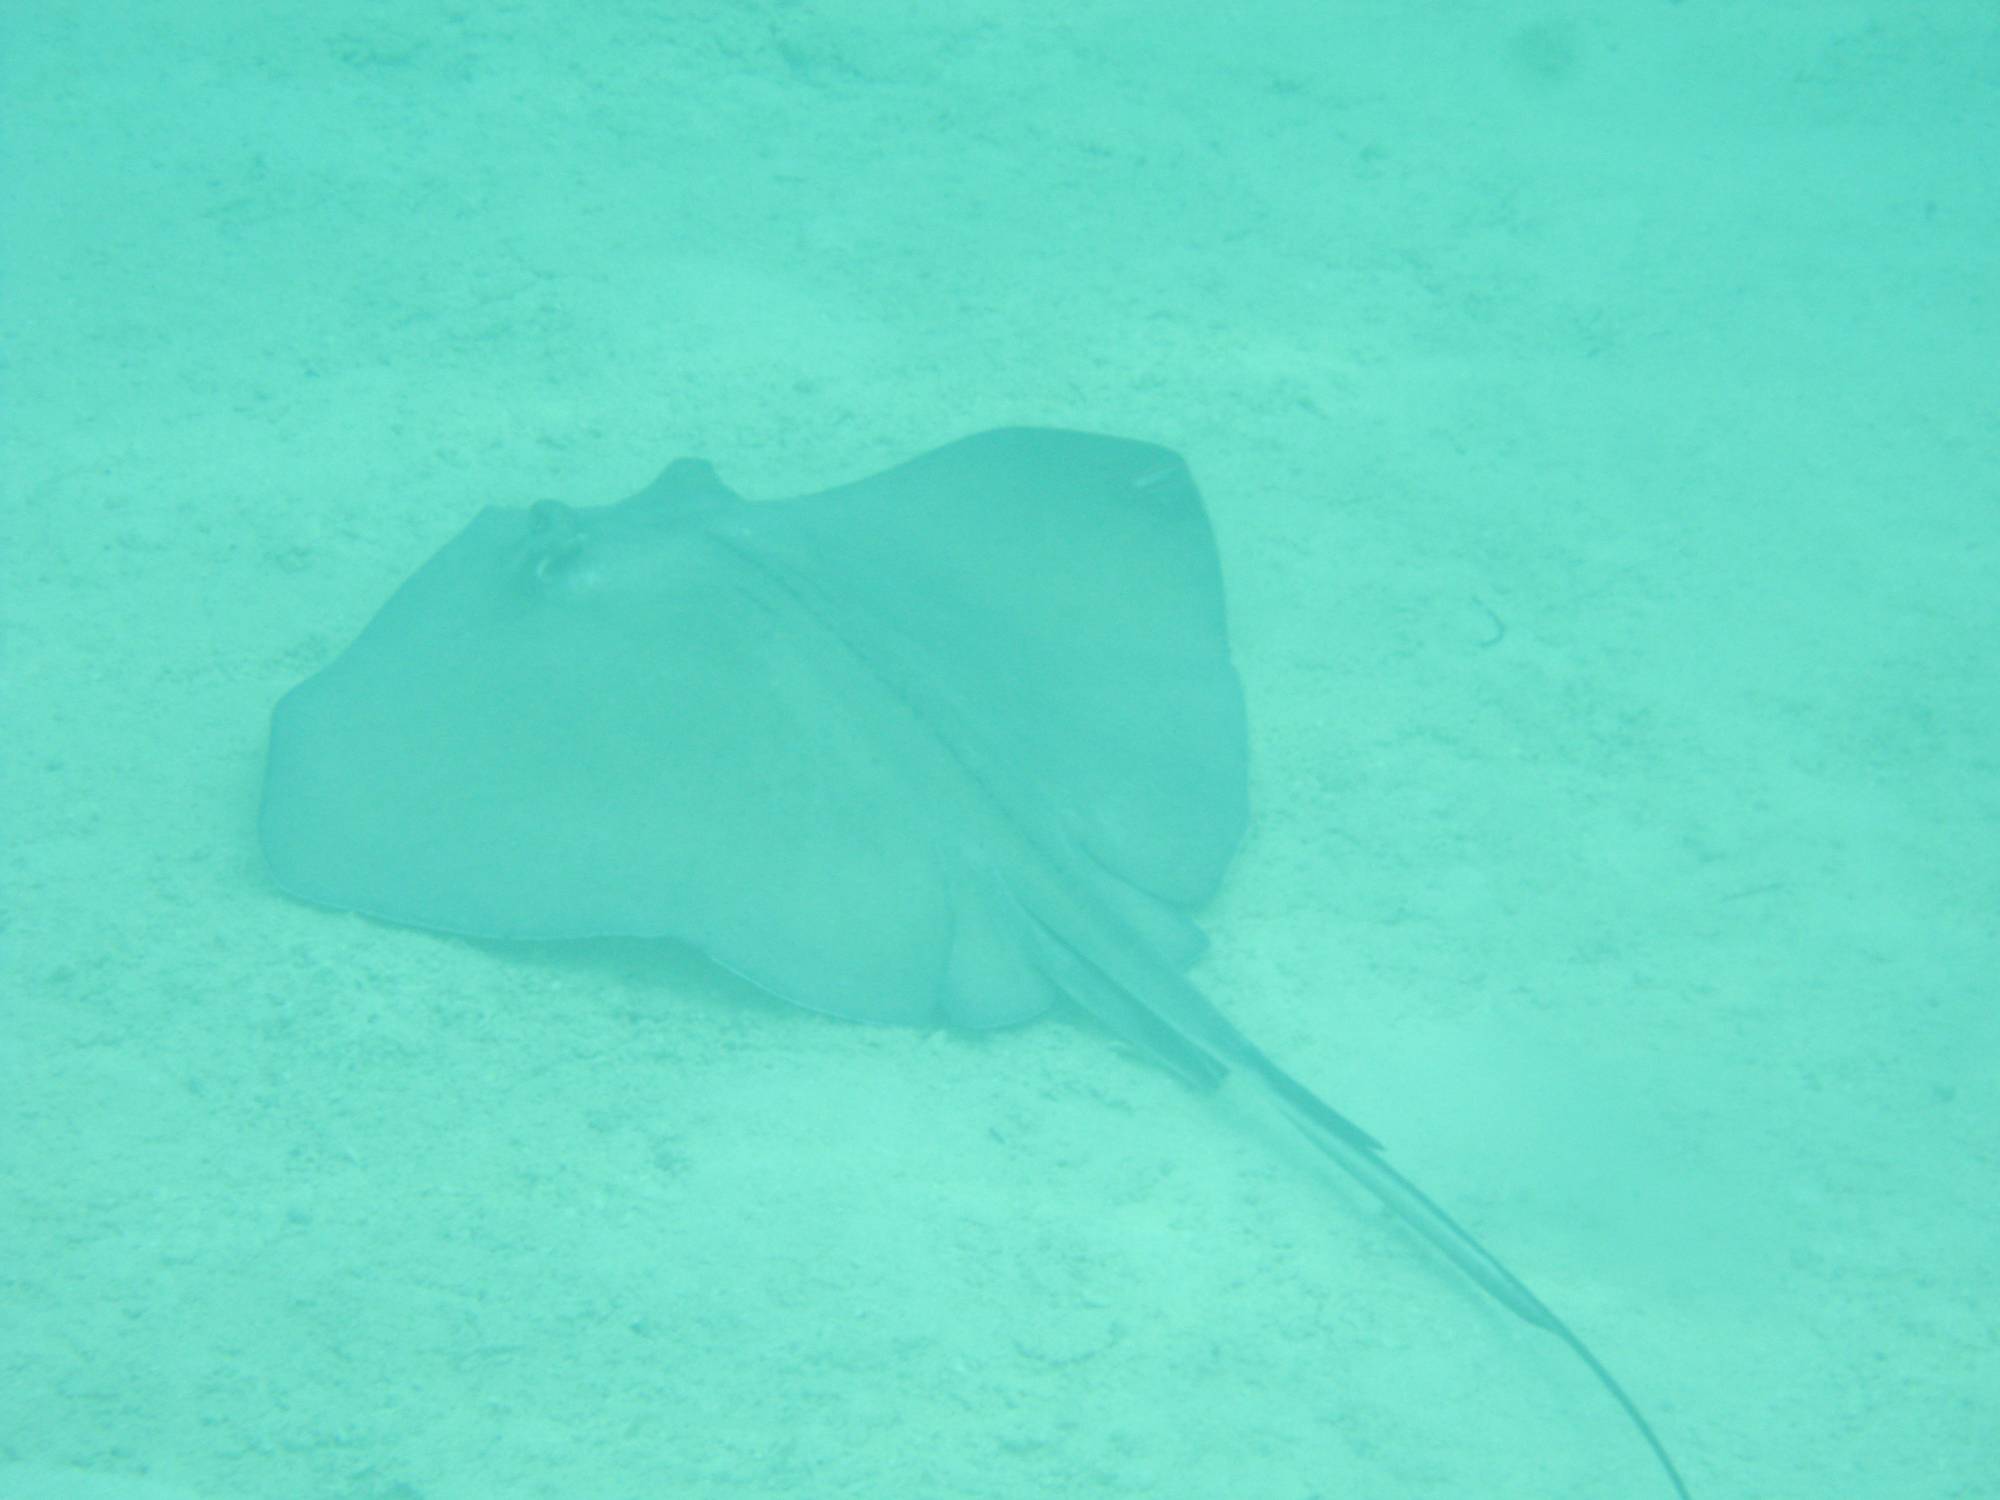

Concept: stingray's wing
[[733, 428, 1249, 910], [261, 488, 982, 1024]]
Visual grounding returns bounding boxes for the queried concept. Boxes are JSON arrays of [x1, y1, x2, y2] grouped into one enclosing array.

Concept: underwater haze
[[2, 4, 1995, 1498]]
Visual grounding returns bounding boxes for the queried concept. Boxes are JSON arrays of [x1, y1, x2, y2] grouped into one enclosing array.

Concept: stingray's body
[[261, 428, 1691, 1496]]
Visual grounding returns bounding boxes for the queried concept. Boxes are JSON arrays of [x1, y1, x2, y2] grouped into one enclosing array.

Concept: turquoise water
[[3, 5, 1994, 1498]]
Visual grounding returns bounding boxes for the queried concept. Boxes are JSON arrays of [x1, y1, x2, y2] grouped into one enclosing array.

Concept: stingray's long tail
[[1253, 1047, 1695, 1500], [1025, 906, 1694, 1500]]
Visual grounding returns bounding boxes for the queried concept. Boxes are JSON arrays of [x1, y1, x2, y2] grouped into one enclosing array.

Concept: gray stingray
[[260, 427, 1692, 1496]]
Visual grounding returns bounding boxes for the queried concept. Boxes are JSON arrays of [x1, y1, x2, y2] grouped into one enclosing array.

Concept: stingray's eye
[[522, 500, 588, 588]]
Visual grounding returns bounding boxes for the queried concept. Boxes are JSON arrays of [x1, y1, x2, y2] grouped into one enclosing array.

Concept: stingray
[[260, 427, 1693, 1496]]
